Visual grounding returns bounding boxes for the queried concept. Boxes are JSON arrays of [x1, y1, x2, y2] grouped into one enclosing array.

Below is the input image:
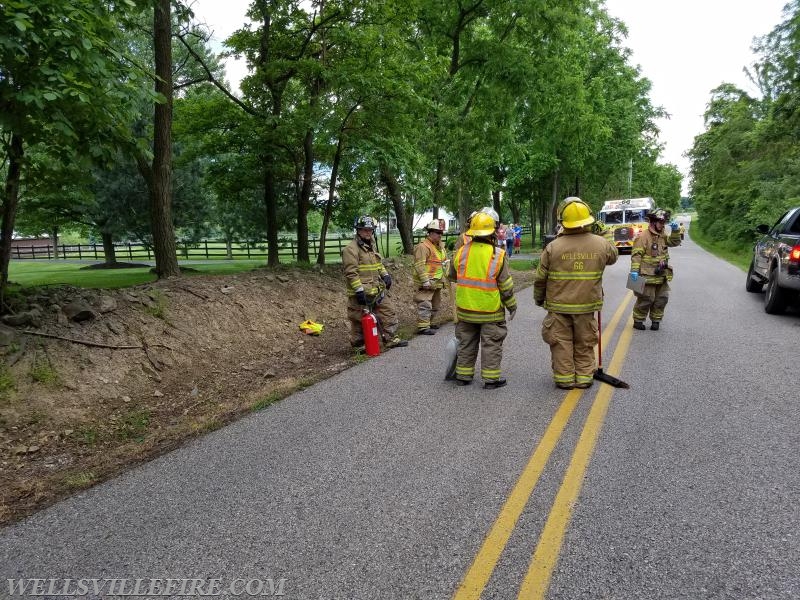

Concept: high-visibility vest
[[454, 240, 503, 312], [413, 239, 446, 285]]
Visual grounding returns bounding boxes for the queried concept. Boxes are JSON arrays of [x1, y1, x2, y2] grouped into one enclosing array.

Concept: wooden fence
[[10, 237, 353, 262], [10, 228, 531, 262]]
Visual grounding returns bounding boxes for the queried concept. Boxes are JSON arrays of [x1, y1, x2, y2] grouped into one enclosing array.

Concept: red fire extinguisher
[[361, 308, 381, 356]]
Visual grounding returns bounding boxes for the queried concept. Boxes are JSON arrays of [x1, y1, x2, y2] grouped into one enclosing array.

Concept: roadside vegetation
[[688, 218, 753, 272], [2, 0, 683, 313], [688, 5, 800, 250]]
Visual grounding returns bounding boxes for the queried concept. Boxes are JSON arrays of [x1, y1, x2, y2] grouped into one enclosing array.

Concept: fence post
[[128, 243, 133, 261], [94, 244, 98, 260], [204, 240, 209, 259], [47, 244, 52, 260], [61, 244, 66, 259]]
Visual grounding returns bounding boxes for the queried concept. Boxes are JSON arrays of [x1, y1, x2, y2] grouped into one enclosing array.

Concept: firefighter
[[629, 208, 682, 331], [413, 219, 448, 335], [533, 197, 618, 390], [343, 215, 408, 349], [454, 207, 499, 252], [448, 212, 516, 389]]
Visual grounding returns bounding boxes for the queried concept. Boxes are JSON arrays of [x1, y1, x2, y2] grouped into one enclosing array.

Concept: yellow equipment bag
[[298, 320, 324, 335]]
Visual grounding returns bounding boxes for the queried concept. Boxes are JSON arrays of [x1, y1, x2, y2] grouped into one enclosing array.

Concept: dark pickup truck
[[746, 206, 800, 313]]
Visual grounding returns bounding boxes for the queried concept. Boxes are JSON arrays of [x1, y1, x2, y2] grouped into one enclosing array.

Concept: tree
[[142, 0, 180, 277], [0, 0, 147, 307]]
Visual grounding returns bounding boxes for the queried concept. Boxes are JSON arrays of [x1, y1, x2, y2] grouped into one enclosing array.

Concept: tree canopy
[[2, 0, 686, 292]]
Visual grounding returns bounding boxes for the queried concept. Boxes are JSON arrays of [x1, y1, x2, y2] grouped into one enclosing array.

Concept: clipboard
[[626, 273, 646, 294]]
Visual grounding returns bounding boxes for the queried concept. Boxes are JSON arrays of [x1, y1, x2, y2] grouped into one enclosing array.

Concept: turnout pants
[[541, 312, 597, 387], [454, 320, 507, 383], [632, 281, 670, 323], [347, 296, 399, 346], [414, 287, 442, 331]]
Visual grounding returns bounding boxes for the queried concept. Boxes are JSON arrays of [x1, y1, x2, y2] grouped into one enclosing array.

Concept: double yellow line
[[453, 293, 635, 600]]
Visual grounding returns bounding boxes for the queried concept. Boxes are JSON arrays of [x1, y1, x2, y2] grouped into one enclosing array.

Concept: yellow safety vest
[[413, 239, 447, 285], [455, 240, 503, 313]]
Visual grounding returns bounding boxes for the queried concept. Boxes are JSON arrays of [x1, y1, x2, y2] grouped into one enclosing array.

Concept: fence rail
[[10, 237, 354, 262], [11, 227, 533, 262]]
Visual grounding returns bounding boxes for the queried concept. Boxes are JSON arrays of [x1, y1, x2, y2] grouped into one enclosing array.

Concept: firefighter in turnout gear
[[343, 215, 408, 349], [448, 212, 516, 389], [630, 208, 682, 330], [413, 219, 448, 334], [534, 197, 618, 389], [454, 207, 499, 253]]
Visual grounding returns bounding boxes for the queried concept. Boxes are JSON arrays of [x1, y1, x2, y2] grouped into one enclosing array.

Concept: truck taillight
[[791, 244, 800, 263]]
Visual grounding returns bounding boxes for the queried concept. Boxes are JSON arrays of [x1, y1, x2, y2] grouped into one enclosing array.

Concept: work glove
[[421, 280, 432, 290], [507, 308, 516, 322], [630, 272, 639, 281], [355, 289, 367, 305], [382, 273, 392, 289]]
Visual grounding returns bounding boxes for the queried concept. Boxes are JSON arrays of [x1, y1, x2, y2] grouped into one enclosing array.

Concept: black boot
[[484, 378, 507, 389], [650, 321, 660, 331], [633, 321, 646, 330], [417, 328, 436, 335]]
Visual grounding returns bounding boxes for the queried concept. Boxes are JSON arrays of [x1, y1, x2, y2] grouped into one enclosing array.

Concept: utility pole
[[627, 157, 633, 198]]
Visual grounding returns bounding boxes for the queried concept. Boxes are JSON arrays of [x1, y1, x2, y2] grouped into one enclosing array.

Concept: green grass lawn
[[9, 231, 543, 289], [8, 260, 267, 288]]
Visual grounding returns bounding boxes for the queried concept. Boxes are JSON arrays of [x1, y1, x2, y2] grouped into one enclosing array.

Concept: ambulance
[[597, 197, 655, 252]]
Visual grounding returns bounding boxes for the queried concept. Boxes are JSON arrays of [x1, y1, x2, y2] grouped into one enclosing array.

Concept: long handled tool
[[593, 310, 629, 388]]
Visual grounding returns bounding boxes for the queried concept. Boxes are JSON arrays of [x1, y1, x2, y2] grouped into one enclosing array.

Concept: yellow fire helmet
[[559, 197, 595, 229], [466, 212, 496, 237]]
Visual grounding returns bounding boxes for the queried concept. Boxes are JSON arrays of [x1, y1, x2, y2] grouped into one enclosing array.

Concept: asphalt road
[[1, 234, 798, 600]]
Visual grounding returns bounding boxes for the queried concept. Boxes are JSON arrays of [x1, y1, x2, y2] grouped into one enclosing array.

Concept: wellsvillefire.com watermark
[[6, 578, 287, 598]]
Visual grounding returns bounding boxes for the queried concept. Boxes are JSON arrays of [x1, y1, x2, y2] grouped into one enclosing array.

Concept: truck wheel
[[764, 265, 788, 314], [745, 260, 763, 293]]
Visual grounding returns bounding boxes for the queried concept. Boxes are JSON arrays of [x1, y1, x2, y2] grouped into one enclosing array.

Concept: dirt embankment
[[0, 258, 536, 526]]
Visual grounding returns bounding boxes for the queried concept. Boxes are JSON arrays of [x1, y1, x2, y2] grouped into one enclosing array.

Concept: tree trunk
[[432, 161, 444, 221], [51, 226, 60, 259], [101, 232, 117, 265], [149, 0, 180, 278], [379, 164, 413, 255], [492, 189, 501, 221], [317, 134, 344, 265], [0, 133, 24, 310], [225, 237, 233, 260], [550, 167, 560, 233], [264, 164, 279, 267], [458, 183, 469, 233], [297, 126, 313, 263]]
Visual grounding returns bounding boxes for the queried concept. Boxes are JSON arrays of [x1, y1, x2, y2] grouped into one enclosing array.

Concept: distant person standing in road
[[506, 224, 515, 255], [513, 223, 522, 254], [448, 212, 516, 389], [534, 197, 618, 390], [412, 219, 448, 335], [495, 221, 507, 250], [343, 215, 408, 350], [629, 208, 682, 331]]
